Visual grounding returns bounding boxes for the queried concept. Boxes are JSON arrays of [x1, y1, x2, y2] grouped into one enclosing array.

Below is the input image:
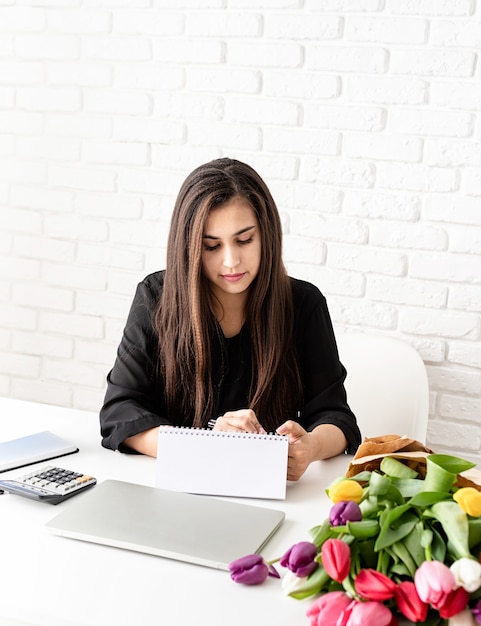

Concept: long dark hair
[[154, 158, 302, 431]]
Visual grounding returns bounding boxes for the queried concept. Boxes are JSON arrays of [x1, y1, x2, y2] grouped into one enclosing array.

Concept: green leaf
[[428, 501, 471, 560], [309, 519, 334, 547], [428, 454, 476, 475], [380, 456, 418, 479], [409, 491, 451, 507], [346, 471, 371, 483], [391, 562, 411, 577], [421, 456, 457, 493], [383, 483, 405, 506], [403, 521, 428, 567], [390, 540, 418, 578], [369, 471, 391, 496], [287, 565, 330, 599], [346, 519, 380, 539], [375, 506, 418, 551], [356, 538, 378, 570], [420, 454, 476, 496], [468, 518, 481, 551], [391, 478, 424, 499], [430, 526, 447, 562], [359, 495, 380, 518]]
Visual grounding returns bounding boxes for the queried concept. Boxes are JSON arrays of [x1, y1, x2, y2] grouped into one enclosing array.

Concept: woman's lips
[[222, 273, 245, 283]]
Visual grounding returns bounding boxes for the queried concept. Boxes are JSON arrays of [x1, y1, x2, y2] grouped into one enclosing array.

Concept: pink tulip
[[354, 568, 397, 601], [345, 600, 394, 626], [321, 538, 351, 583], [439, 586, 470, 619], [306, 591, 352, 626], [394, 581, 429, 623], [414, 560, 456, 609]]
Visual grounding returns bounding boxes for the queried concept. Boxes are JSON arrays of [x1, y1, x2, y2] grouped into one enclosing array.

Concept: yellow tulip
[[328, 479, 363, 504], [453, 487, 481, 517]]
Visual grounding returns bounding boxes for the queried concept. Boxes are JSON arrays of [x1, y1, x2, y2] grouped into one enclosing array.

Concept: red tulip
[[321, 538, 351, 583], [439, 586, 470, 619], [354, 569, 397, 601], [394, 581, 429, 623]]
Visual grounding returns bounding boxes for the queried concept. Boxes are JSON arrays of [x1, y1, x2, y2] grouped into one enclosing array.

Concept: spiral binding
[[158, 426, 286, 441]]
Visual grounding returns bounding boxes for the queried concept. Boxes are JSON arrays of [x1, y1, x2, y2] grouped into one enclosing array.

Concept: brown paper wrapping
[[345, 434, 481, 491]]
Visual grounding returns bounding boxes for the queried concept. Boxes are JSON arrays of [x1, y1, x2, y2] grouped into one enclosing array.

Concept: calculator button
[[77, 475, 93, 483]]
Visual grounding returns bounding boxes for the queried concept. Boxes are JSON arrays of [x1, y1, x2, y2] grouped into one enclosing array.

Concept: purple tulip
[[329, 500, 362, 527], [280, 541, 318, 578], [472, 599, 481, 625], [228, 554, 279, 585]]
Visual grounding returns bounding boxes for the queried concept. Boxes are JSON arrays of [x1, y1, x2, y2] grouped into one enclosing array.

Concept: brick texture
[[1, 1, 480, 462]]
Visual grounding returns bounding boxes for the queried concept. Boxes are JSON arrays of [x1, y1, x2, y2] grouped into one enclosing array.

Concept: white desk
[[0, 397, 351, 626]]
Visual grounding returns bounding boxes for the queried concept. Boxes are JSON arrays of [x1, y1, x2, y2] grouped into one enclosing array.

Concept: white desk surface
[[0, 397, 352, 626]]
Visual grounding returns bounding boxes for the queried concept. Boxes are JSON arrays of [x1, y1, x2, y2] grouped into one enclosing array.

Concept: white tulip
[[280, 570, 308, 595], [451, 557, 481, 593]]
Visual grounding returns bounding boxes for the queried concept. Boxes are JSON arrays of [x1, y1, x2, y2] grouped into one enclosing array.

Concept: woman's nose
[[222, 246, 239, 270]]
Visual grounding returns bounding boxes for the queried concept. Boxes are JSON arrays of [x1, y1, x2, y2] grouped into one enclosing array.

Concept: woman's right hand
[[214, 409, 266, 434]]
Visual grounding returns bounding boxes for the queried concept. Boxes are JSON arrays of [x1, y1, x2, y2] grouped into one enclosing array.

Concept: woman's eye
[[203, 243, 220, 252], [238, 237, 253, 245]]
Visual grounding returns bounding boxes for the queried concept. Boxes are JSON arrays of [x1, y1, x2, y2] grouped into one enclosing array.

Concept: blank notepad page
[[155, 427, 288, 500]]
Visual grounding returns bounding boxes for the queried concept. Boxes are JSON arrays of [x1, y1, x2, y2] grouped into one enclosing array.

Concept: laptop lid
[[45, 480, 285, 571]]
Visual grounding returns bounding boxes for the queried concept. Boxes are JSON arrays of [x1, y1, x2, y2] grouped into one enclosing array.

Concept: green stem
[[342, 575, 358, 599]]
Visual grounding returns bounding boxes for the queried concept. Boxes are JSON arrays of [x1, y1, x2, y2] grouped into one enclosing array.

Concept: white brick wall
[[1, 0, 480, 463]]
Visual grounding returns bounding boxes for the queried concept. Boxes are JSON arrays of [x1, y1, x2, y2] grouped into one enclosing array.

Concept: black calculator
[[0, 465, 97, 504]]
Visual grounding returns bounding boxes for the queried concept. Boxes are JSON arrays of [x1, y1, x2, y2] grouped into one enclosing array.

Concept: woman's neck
[[213, 294, 246, 338]]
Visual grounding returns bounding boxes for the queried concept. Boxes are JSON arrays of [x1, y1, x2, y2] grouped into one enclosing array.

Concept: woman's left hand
[[276, 420, 314, 481], [276, 421, 348, 481]]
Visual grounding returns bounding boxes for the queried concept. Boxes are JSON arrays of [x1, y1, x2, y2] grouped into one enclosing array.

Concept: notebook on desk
[[156, 427, 289, 499], [45, 479, 285, 570], [0, 431, 78, 473]]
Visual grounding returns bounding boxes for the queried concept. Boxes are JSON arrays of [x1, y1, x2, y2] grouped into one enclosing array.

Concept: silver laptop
[[45, 480, 285, 570]]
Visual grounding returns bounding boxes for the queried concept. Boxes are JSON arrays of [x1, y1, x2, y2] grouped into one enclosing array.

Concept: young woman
[[100, 158, 361, 481]]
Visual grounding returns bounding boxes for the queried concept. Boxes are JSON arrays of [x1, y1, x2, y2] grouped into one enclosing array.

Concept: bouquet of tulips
[[228, 448, 481, 626]]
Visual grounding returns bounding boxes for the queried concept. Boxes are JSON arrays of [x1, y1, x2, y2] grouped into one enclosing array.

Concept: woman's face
[[201, 196, 261, 304]]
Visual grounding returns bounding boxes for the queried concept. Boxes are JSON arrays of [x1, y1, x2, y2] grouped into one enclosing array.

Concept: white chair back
[[335, 331, 429, 444]]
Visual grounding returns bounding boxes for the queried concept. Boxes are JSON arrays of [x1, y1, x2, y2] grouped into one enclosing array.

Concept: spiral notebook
[[155, 427, 289, 499]]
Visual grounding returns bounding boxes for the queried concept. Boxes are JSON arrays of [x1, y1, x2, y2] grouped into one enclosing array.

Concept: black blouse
[[99, 271, 361, 454]]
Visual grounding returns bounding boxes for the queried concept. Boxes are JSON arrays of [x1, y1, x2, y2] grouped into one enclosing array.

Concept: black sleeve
[[99, 272, 170, 452], [293, 280, 362, 454]]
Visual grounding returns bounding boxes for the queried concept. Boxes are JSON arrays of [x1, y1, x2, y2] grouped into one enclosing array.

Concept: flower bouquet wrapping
[[228, 435, 481, 626]]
